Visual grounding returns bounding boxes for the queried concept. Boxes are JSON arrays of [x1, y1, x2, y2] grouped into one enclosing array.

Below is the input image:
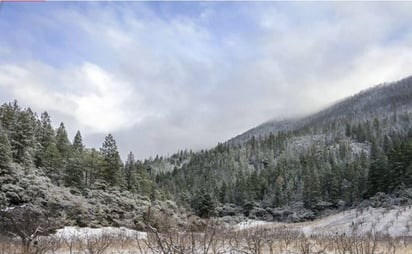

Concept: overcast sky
[[0, 2, 412, 159]]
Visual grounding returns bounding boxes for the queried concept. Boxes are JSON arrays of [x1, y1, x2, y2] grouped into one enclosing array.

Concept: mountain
[[229, 76, 412, 145], [152, 75, 412, 220], [2, 75, 412, 229]]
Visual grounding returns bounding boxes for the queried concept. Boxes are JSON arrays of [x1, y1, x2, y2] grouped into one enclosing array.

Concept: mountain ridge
[[227, 75, 412, 145], [151, 74, 412, 221]]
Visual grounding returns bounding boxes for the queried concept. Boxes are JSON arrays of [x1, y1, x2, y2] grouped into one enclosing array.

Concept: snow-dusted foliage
[[0, 163, 187, 230], [151, 75, 412, 221], [230, 76, 412, 145]]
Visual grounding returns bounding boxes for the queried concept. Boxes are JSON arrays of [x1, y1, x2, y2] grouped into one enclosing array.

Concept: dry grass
[[2, 206, 412, 253], [1, 228, 412, 254]]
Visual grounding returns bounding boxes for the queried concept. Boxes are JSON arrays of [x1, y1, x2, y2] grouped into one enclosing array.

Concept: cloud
[[0, 2, 412, 158], [232, 2, 412, 119], [0, 61, 149, 133]]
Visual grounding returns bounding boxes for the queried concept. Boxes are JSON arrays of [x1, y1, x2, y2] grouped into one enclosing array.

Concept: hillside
[[2, 75, 412, 230], [228, 76, 412, 145], [0, 102, 190, 231], [151, 76, 412, 220]]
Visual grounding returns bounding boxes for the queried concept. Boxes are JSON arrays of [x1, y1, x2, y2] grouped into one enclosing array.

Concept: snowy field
[[55, 226, 147, 240], [234, 206, 412, 237], [51, 206, 412, 239]]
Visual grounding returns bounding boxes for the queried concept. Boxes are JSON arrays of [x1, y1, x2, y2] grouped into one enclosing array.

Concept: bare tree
[[278, 227, 299, 253], [113, 231, 135, 254], [33, 235, 62, 254], [296, 235, 312, 254], [381, 234, 400, 254], [241, 227, 265, 254], [78, 233, 114, 254], [61, 230, 80, 254], [0, 205, 58, 254], [135, 231, 149, 254], [0, 233, 19, 254]]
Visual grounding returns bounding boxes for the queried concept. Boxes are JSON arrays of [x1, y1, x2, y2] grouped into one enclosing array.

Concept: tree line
[[0, 100, 155, 198], [2, 99, 412, 219], [154, 110, 412, 216]]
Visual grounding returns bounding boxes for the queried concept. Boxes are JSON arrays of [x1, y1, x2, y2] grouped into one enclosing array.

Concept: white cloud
[[236, 2, 412, 120], [320, 45, 412, 100], [1, 2, 412, 158], [0, 61, 149, 133]]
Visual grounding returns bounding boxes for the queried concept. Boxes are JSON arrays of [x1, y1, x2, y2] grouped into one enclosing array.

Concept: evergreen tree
[[35, 111, 56, 167], [100, 134, 124, 187], [0, 127, 12, 174], [83, 148, 102, 187], [404, 137, 412, 187], [367, 142, 388, 196], [303, 164, 321, 208], [274, 175, 285, 206], [198, 192, 214, 218], [0, 101, 19, 132], [56, 122, 71, 159], [218, 181, 227, 203], [72, 130, 84, 152], [42, 143, 63, 183], [65, 131, 85, 188], [10, 109, 36, 164], [191, 188, 215, 218], [64, 155, 84, 189], [124, 152, 139, 192], [387, 136, 412, 191]]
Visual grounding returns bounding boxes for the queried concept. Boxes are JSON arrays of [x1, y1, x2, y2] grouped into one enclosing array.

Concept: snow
[[1, 204, 27, 212], [234, 220, 273, 230], [55, 226, 147, 240], [234, 206, 412, 237], [304, 206, 412, 237]]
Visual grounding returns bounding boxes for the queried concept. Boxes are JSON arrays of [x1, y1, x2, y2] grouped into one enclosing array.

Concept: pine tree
[[124, 152, 139, 192], [100, 134, 124, 187], [35, 111, 56, 167], [219, 181, 227, 203], [83, 148, 102, 187], [42, 143, 63, 183], [404, 137, 412, 187], [64, 155, 84, 189], [191, 188, 215, 218], [10, 109, 36, 164], [303, 164, 321, 208], [0, 101, 18, 132], [198, 192, 214, 218], [367, 142, 388, 196], [274, 175, 285, 206], [386, 136, 412, 191], [56, 122, 71, 159], [65, 131, 85, 188], [0, 127, 12, 174], [72, 130, 84, 152]]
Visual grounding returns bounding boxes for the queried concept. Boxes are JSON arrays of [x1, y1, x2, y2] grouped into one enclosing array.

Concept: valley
[[1, 76, 412, 253]]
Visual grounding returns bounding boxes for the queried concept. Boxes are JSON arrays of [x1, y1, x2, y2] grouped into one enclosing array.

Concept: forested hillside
[[230, 76, 412, 144], [0, 101, 187, 229], [1, 76, 412, 227], [150, 76, 412, 220]]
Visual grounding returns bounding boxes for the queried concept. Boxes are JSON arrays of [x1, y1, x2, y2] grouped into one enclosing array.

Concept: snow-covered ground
[[53, 207, 412, 240], [234, 206, 412, 237], [2, 207, 409, 254], [55, 226, 147, 240], [235, 220, 271, 230]]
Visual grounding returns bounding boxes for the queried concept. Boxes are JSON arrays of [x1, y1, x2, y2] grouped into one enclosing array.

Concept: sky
[[0, 2, 412, 159]]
